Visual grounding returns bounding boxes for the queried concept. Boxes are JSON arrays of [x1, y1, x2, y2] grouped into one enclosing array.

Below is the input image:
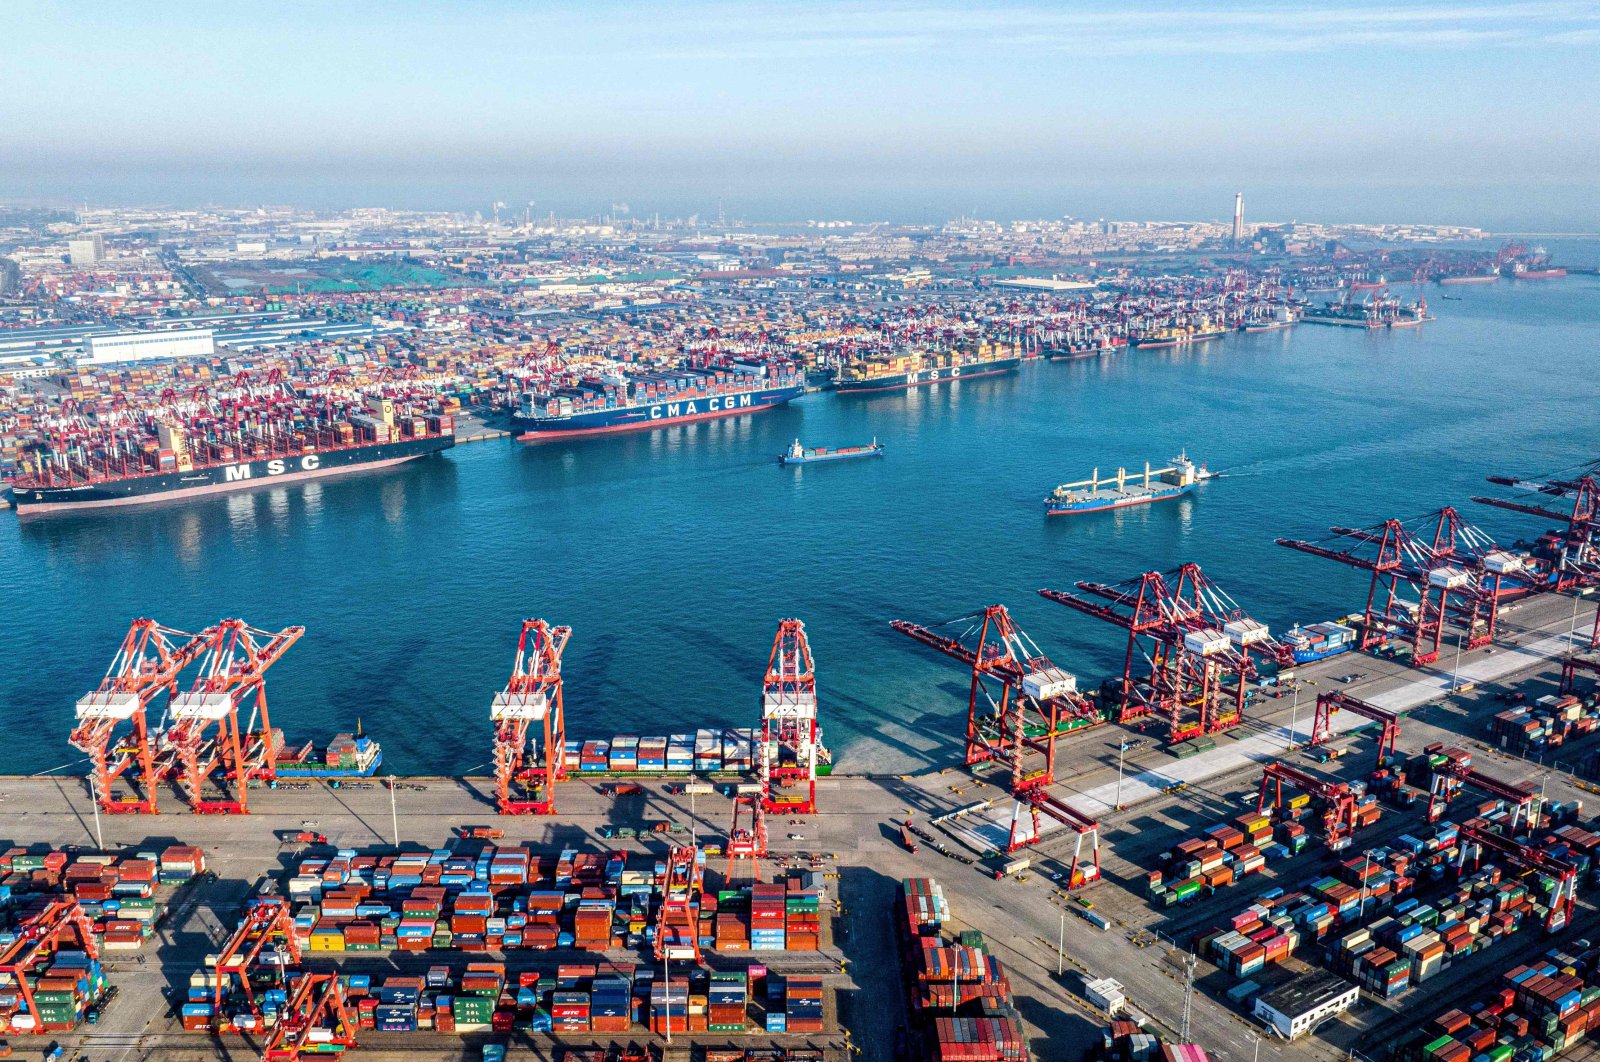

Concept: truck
[[899, 822, 919, 854], [276, 830, 328, 845], [994, 857, 1031, 880], [458, 826, 505, 840], [676, 782, 715, 796], [603, 783, 643, 797]]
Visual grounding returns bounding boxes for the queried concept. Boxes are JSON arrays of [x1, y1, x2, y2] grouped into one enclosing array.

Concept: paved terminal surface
[[0, 590, 1595, 1062]]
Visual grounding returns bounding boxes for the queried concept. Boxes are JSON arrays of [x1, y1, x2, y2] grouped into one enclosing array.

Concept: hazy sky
[[3, 0, 1597, 228]]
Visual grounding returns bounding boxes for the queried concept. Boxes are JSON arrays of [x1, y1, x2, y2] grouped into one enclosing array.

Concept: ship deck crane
[[1040, 563, 1288, 743], [0, 898, 100, 1034], [159, 620, 303, 814], [654, 844, 703, 964], [1277, 508, 1525, 666], [1307, 691, 1400, 767], [1455, 824, 1577, 932], [491, 619, 572, 815], [891, 605, 1096, 795], [210, 899, 301, 1017], [760, 619, 822, 816], [70, 619, 205, 815], [260, 972, 359, 1062], [1257, 762, 1362, 851]]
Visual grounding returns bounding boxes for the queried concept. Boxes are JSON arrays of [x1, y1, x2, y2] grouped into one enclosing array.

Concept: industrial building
[[1251, 971, 1359, 1039], [68, 235, 105, 266], [82, 328, 216, 365]]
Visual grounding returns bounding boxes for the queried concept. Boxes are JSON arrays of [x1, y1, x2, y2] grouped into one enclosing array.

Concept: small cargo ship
[[1130, 325, 1226, 349], [515, 360, 803, 441], [833, 341, 1020, 394], [1281, 621, 1358, 664], [1044, 452, 1212, 515], [9, 412, 453, 514], [1045, 337, 1126, 360], [274, 731, 384, 778], [779, 438, 883, 465]]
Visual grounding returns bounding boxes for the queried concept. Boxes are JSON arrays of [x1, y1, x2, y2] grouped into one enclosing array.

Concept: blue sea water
[[2, 275, 1596, 776]]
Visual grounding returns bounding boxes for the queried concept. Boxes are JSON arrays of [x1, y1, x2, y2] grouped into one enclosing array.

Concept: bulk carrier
[[8, 405, 453, 514], [514, 359, 802, 441], [833, 341, 1020, 394], [1044, 453, 1212, 515]]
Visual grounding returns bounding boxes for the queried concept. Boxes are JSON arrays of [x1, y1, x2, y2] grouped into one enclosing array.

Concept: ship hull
[[1046, 483, 1196, 515], [11, 435, 453, 514], [780, 447, 883, 465], [834, 357, 1020, 394], [1241, 321, 1294, 333], [1291, 644, 1353, 665], [515, 385, 801, 441], [275, 751, 384, 779], [1439, 275, 1498, 285]]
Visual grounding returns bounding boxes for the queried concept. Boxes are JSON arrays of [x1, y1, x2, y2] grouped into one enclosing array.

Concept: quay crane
[[892, 606, 1102, 882], [70, 619, 205, 815], [0, 898, 99, 1035], [1476, 462, 1600, 646], [1040, 563, 1290, 743], [654, 844, 704, 964], [1278, 508, 1530, 666], [759, 618, 823, 816], [491, 619, 572, 816], [158, 620, 303, 814], [260, 972, 359, 1062], [891, 605, 1097, 793], [1307, 691, 1401, 770], [209, 899, 301, 1018]]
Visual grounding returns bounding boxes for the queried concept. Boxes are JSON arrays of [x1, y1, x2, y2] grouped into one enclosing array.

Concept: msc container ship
[[8, 407, 454, 514], [1044, 453, 1212, 515], [833, 341, 1020, 394], [514, 359, 803, 441]]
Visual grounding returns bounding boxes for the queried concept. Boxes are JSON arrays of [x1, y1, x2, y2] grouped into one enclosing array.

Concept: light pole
[[1571, 588, 1593, 644], [388, 775, 399, 847], [89, 793, 104, 851], [1249, 1031, 1261, 1062], [1057, 910, 1065, 976], [1449, 630, 1466, 692]]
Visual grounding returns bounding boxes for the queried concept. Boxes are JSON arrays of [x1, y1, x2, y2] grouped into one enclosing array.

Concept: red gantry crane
[[1040, 563, 1290, 743], [159, 620, 303, 814], [1307, 691, 1401, 768], [726, 794, 767, 884], [1258, 762, 1363, 852], [891, 605, 1098, 794], [1475, 464, 1600, 644], [210, 899, 301, 1018], [1455, 824, 1577, 932], [0, 898, 100, 1034], [491, 619, 572, 816], [654, 844, 704, 964], [70, 619, 205, 815], [759, 619, 823, 816], [1278, 508, 1530, 667], [260, 972, 359, 1062], [1420, 744, 1540, 831]]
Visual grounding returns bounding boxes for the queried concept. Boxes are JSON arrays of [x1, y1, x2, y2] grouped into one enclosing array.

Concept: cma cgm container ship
[[9, 408, 453, 514], [833, 341, 1020, 393], [514, 359, 803, 441]]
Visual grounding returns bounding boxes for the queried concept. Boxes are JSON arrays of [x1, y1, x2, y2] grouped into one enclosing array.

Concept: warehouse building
[[82, 328, 215, 365], [68, 235, 105, 266], [1252, 971, 1358, 1039]]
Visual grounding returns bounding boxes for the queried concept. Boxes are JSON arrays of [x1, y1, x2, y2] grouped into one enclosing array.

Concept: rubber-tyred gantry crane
[[159, 620, 303, 814], [260, 972, 359, 1062], [1420, 744, 1539, 830], [1455, 824, 1577, 932], [0, 898, 100, 1033], [1307, 691, 1400, 768], [892, 605, 1096, 794], [1040, 563, 1289, 743], [210, 899, 301, 1018], [759, 618, 823, 815], [726, 794, 767, 883], [491, 619, 572, 815], [1257, 762, 1362, 851], [70, 619, 205, 815], [654, 844, 703, 964], [1278, 508, 1530, 666]]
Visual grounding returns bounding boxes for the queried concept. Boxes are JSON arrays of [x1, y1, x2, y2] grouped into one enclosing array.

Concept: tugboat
[[779, 438, 884, 465]]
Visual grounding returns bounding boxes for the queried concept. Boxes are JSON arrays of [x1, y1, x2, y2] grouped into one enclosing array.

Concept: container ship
[[513, 358, 802, 441], [8, 403, 453, 514], [564, 728, 831, 777], [779, 438, 883, 465], [1044, 453, 1212, 515], [1130, 325, 1226, 349], [1045, 336, 1126, 360], [1303, 294, 1431, 329], [833, 341, 1020, 394], [1280, 621, 1358, 664], [274, 731, 384, 778]]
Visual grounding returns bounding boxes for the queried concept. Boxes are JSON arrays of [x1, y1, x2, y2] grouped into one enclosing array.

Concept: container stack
[[766, 975, 824, 1033]]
